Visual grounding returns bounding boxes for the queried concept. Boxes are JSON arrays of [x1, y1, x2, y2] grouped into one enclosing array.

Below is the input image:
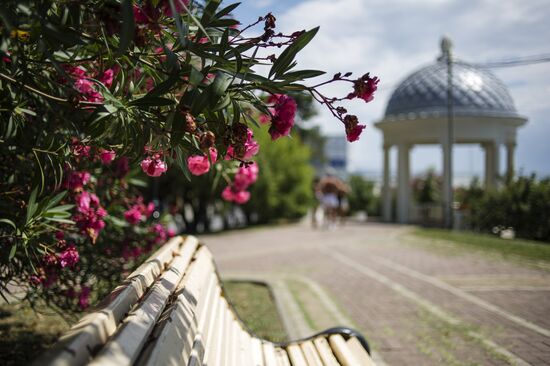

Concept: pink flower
[[221, 186, 251, 205], [59, 245, 79, 268], [234, 162, 259, 191], [71, 141, 91, 158], [115, 157, 130, 178], [143, 202, 155, 217], [344, 114, 366, 142], [99, 149, 116, 165], [150, 223, 167, 244], [98, 69, 115, 88], [140, 157, 167, 177], [79, 286, 91, 309], [222, 186, 236, 202], [346, 124, 366, 142], [226, 129, 259, 160], [349, 74, 379, 103], [259, 114, 270, 124], [167, 228, 176, 237], [124, 206, 142, 225], [66, 171, 91, 191], [187, 148, 217, 176], [234, 190, 251, 204], [73, 191, 106, 243], [268, 94, 297, 140], [55, 231, 65, 240]]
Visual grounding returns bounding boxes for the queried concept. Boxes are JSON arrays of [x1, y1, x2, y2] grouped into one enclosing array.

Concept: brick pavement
[[202, 223, 550, 365]]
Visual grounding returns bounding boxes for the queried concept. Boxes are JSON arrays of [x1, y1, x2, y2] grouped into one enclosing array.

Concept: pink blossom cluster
[[30, 235, 80, 288], [141, 154, 168, 177], [221, 162, 259, 205], [124, 199, 155, 225], [347, 73, 379, 103], [267, 94, 297, 140], [226, 128, 260, 160], [73, 191, 107, 243], [150, 223, 176, 244], [63, 66, 115, 103], [65, 171, 91, 191], [187, 148, 218, 176], [59, 245, 80, 268]]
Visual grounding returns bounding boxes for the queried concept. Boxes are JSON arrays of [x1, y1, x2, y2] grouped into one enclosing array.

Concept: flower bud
[[182, 111, 196, 133], [200, 131, 216, 150]]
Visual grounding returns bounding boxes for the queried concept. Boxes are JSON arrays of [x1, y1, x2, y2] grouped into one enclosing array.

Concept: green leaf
[[269, 27, 319, 79], [211, 72, 232, 98], [44, 191, 68, 211], [282, 69, 326, 80], [146, 74, 179, 97], [0, 218, 16, 230], [128, 178, 148, 187], [43, 22, 84, 46], [129, 96, 176, 107], [26, 188, 38, 224], [46, 204, 74, 213], [44, 217, 75, 224], [9, 244, 17, 260], [214, 2, 240, 19], [118, 0, 136, 55], [201, 0, 222, 26]]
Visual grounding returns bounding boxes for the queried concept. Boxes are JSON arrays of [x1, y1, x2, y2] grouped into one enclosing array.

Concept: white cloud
[[266, 0, 550, 176]]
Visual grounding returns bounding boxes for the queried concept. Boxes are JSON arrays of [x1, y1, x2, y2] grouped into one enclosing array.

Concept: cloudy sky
[[232, 0, 550, 180]]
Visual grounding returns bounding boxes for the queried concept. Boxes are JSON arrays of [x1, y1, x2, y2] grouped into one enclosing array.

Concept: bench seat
[[34, 236, 374, 366]]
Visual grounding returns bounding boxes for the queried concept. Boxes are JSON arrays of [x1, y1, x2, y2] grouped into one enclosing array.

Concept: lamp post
[[441, 37, 454, 229]]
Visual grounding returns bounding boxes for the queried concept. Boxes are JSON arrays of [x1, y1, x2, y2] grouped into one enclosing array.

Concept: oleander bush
[[0, 0, 378, 313]]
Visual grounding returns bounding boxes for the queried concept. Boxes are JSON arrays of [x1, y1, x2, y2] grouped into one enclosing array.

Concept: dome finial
[[438, 36, 453, 62]]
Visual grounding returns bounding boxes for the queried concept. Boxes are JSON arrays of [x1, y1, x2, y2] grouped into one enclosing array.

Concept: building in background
[[323, 135, 348, 177]]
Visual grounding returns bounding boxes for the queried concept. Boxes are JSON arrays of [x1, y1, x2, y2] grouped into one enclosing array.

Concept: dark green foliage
[[460, 176, 550, 242], [347, 174, 380, 216]]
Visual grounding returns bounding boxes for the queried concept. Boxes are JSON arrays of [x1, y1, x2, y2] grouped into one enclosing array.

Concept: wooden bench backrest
[[34, 236, 374, 366]]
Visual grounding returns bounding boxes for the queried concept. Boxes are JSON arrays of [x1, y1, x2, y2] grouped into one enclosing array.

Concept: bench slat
[[211, 298, 228, 366], [300, 340, 324, 366], [202, 287, 222, 365], [286, 344, 308, 366], [275, 347, 291, 366], [133, 245, 212, 366], [32, 237, 187, 366], [329, 334, 360, 366], [313, 337, 340, 366], [347, 337, 375, 366], [90, 239, 199, 366], [262, 342, 278, 366], [250, 337, 265, 366], [222, 305, 233, 366]]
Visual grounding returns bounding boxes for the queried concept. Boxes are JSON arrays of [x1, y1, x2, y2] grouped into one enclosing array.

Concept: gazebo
[[375, 38, 527, 224]]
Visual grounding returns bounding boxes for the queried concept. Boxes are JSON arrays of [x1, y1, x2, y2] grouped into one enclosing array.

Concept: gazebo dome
[[385, 60, 519, 119], [376, 38, 527, 226]]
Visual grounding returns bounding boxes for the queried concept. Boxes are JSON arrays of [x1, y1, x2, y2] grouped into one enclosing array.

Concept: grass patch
[[0, 302, 70, 366], [223, 281, 287, 343], [414, 228, 550, 265]]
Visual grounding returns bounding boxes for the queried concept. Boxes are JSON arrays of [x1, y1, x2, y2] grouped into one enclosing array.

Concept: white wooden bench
[[34, 236, 374, 366]]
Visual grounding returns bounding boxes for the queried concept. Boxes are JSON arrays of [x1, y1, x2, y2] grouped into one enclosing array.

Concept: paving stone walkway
[[203, 222, 550, 366]]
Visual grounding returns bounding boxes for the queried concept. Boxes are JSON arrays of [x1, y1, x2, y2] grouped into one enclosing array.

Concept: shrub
[[0, 0, 378, 312]]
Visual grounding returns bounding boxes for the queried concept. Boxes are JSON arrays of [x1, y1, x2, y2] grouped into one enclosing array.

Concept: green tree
[[347, 174, 380, 216], [244, 125, 315, 223]]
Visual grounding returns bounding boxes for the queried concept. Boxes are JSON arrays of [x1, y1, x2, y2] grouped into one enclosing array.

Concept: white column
[[484, 141, 500, 188], [382, 144, 392, 222], [506, 142, 516, 180], [397, 143, 410, 224]]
